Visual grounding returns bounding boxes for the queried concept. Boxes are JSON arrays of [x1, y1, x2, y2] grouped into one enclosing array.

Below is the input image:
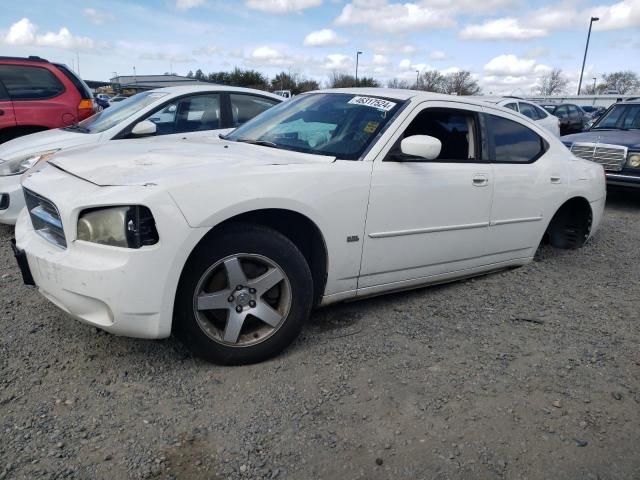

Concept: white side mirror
[[131, 120, 157, 137], [400, 135, 441, 160]]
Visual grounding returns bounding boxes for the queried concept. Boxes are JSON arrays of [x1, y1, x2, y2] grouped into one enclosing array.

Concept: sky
[[1, 0, 639, 94]]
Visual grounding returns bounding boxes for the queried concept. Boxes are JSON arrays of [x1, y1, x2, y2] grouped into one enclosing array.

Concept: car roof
[[145, 85, 283, 100]]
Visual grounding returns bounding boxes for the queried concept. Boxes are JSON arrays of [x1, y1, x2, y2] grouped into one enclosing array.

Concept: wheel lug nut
[[236, 285, 243, 291], [227, 296, 234, 303], [235, 306, 243, 313], [249, 300, 256, 308], [249, 288, 256, 294]]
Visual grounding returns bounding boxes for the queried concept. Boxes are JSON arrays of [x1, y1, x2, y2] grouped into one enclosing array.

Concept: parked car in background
[[94, 97, 110, 110], [562, 99, 640, 188], [0, 56, 96, 144], [0, 85, 282, 224], [475, 97, 560, 136], [95, 93, 112, 102], [13, 89, 605, 364], [581, 105, 606, 120], [541, 103, 589, 135]]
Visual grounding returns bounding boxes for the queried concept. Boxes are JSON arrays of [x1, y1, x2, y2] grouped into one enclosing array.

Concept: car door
[[568, 105, 583, 132], [358, 102, 493, 291], [0, 80, 17, 139], [482, 108, 566, 260]]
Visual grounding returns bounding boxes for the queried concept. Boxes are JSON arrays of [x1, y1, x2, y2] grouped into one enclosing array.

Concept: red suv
[[0, 56, 96, 143]]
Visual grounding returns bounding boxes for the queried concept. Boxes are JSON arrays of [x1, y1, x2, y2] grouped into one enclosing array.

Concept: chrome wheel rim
[[193, 253, 292, 347]]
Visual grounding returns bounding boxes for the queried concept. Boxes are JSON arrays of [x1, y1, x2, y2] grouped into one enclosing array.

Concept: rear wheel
[[174, 224, 313, 365], [546, 201, 592, 249]]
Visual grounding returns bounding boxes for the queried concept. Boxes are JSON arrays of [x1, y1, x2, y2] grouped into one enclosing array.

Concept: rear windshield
[[72, 91, 167, 134], [54, 64, 92, 99]]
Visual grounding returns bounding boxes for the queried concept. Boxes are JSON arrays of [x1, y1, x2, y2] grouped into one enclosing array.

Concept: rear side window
[[0, 65, 65, 100], [518, 102, 540, 120], [0, 81, 8, 101], [534, 105, 548, 118], [504, 102, 518, 112], [230, 94, 279, 127], [487, 114, 545, 163], [54, 64, 92, 99]]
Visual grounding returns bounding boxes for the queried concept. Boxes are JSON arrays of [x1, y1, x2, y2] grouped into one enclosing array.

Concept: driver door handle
[[472, 174, 489, 187]]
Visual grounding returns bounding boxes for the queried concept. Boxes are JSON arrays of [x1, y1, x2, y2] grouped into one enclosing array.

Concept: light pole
[[355, 51, 362, 86], [577, 16, 599, 95], [592, 77, 597, 94]]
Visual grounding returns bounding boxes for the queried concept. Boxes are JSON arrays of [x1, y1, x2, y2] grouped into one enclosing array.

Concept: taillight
[[78, 99, 95, 120]]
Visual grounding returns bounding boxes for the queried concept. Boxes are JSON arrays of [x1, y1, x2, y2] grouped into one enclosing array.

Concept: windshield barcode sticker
[[348, 96, 396, 111]]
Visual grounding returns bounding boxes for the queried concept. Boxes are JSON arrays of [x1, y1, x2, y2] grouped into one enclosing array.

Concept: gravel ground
[[1, 190, 639, 480]]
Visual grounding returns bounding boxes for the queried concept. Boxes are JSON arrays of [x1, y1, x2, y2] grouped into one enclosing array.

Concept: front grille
[[571, 142, 628, 171], [23, 188, 67, 248], [0, 193, 8, 210]]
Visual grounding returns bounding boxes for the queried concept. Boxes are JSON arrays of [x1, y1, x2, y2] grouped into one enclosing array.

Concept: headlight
[[627, 153, 640, 169], [0, 149, 60, 176], [77, 206, 158, 248]]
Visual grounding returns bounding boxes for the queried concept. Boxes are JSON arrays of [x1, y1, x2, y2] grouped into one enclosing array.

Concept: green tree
[[194, 69, 205, 81], [186, 70, 194, 78]]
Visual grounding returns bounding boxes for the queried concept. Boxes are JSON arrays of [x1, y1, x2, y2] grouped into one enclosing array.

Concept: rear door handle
[[472, 174, 489, 187], [550, 176, 561, 184]]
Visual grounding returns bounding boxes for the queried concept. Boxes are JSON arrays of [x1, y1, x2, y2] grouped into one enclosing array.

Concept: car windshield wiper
[[63, 124, 90, 133], [232, 138, 281, 149]]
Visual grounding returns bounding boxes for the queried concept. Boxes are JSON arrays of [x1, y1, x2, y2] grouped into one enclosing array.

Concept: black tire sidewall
[[174, 223, 313, 365]]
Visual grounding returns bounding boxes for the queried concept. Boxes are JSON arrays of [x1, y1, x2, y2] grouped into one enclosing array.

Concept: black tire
[[174, 223, 313, 365], [547, 207, 591, 249]]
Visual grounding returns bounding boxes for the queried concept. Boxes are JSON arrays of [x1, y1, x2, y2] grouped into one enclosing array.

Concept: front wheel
[[174, 224, 313, 365]]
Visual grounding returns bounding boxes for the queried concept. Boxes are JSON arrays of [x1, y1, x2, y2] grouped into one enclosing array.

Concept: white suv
[[14, 89, 605, 364]]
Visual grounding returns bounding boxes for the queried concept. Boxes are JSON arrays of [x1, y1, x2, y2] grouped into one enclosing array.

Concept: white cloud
[[175, 0, 206, 10], [83, 8, 113, 25], [372, 54, 389, 65], [139, 52, 195, 63], [246, 0, 322, 13], [303, 29, 347, 47], [335, 1, 455, 32], [193, 45, 222, 56], [422, 0, 517, 14], [460, 18, 547, 40], [245, 45, 304, 67], [590, 0, 640, 31], [429, 50, 447, 60], [2, 18, 95, 50], [323, 53, 351, 70], [483, 54, 537, 76]]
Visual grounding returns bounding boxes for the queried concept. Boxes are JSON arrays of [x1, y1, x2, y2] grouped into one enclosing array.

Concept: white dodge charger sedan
[[0, 85, 281, 224], [14, 88, 606, 364]]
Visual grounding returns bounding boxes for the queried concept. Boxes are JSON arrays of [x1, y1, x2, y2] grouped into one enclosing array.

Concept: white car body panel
[[0, 86, 281, 224], [15, 89, 606, 340]]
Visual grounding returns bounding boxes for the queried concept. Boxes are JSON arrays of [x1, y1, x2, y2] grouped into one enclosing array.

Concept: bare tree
[[387, 78, 411, 89], [600, 71, 640, 94], [538, 68, 568, 96], [442, 71, 480, 96], [328, 71, 379, 88], [417, 70, 446, 93]]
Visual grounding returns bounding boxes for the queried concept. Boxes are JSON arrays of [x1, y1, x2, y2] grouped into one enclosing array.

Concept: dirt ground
[[1, 189, 639, 480]]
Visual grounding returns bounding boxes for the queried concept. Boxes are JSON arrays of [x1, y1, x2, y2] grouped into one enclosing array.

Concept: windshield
[[225, 93, 404, 160], [592, 104, 640, 130], [71, 91, 168, 134]]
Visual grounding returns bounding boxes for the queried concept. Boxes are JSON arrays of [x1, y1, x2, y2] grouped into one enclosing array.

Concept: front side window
[[144, 94, 221, 135], [518, 102, 539, 120], [554, 105, 568, 118], [487, 114, 545, 163], [622, 105, 640, 129], [391, 108, 478, 162], [226, 93, 404, 160], [0, 65, 64, 100], [593, 104, 640, 130], [230, 94, 279, 127], [77, 91, 168, 133]]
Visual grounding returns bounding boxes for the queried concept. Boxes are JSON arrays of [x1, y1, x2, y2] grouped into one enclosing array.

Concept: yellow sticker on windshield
[[364, 121, 379, 133]]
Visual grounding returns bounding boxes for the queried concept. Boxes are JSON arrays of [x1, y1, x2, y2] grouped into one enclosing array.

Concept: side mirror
[[400, 135, 442, 160], [130, 120, 157, 137]]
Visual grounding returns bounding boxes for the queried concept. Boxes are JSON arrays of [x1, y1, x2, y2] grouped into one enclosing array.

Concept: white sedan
[[474, 96, 561, 137], [14, 88, 606, 364], [0, 86, 282, 224]]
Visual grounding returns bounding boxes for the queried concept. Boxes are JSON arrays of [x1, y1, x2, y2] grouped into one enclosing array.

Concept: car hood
[[562, 130, 640, 150], [48, 136, 336, 187], [0, 128, 96, 160]]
